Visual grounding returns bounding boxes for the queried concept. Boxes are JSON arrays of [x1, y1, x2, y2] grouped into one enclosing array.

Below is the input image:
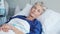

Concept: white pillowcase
[[41, 9, 60, 34], [37, 9, 60, 23]]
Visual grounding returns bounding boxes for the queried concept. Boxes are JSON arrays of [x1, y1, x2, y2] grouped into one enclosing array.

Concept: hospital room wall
[[6, 0, 60, 12], [44, 0, 60, 13]]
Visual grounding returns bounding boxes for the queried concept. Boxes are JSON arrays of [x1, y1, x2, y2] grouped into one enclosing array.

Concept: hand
[[1, 24, 24, 34], [1, 24, 14, 32], [0, 27, 2, 31]]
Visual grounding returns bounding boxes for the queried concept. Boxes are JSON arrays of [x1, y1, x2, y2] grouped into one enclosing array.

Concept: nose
[[35, 9, 38, 12]]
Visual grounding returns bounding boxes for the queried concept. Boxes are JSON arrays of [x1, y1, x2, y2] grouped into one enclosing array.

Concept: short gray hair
[[34, 1, 47, 11]]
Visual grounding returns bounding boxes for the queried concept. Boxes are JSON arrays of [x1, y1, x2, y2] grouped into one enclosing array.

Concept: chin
[[31, 14, 36, 18]]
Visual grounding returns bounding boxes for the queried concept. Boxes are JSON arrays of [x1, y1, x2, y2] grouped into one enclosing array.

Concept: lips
[[30, 12, 36, 18]]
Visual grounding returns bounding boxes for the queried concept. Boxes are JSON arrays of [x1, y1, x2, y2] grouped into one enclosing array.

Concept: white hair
[[34, 1, 47, 11]]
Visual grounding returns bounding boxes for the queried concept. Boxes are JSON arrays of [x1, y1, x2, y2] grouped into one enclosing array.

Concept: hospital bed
[[14, 4, 60, 34], [0, 3, 60, 34]]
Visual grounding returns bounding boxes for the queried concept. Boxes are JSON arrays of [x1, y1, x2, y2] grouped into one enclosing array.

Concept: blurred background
[[3, 0, 60, 18]]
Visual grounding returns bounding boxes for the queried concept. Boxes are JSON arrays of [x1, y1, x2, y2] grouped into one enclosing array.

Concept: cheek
[[30, 9, 35, 15], [35, 12, 40, 17], [31, 8, 35, 12], [36, 14, 40, 17]]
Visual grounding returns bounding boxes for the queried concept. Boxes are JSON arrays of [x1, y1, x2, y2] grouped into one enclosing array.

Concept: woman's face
[[29, 4, 43, 19]]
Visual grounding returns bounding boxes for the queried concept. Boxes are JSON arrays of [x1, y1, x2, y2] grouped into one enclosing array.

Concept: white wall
[[43, 0, 60, 13], [6, 0, 60, 13], [31, 0, 60, 13]]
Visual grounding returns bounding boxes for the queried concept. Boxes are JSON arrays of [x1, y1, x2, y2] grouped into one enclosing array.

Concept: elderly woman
[[1, 2, 45, 34]]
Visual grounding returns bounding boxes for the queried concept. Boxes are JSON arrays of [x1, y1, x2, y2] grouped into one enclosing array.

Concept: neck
[[26, 16, 35, 21]]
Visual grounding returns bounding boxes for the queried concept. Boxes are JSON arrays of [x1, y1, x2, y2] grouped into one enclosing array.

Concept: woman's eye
[[38, 10, 40, 12], [33, 6, 36, 9]]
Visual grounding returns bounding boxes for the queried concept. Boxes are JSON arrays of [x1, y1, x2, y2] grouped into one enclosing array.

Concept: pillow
[[41, 9, 60, 34], [14, 4, 32, 16], [0, 18, 30, 34], [37, 9, 60, 23], [14, 5, 21, 15]]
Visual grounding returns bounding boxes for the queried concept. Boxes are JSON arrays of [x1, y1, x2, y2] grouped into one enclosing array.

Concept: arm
[[1, 24, 24, 34], [1, 18, 25, 34]]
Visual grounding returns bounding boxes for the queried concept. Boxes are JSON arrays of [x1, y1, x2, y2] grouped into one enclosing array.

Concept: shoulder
[[12, 15, 26, 18], [35, 19, 42, 26], [34, 19, 42, 29]]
